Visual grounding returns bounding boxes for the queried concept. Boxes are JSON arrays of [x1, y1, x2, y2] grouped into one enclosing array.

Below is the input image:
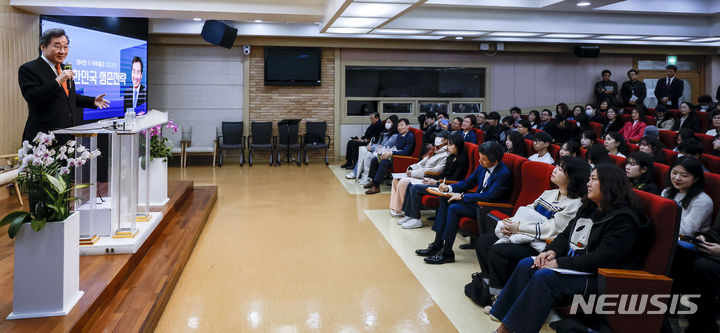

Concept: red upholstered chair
[[627, 143, 639, 153], [548, 144, 561, 161], [623, 106, 634, 114], [658, 130, 677, 149], [646, 117, 657, 126], [597, 139, 605, 146], [520, 114, 529, 120], [661, 149, 678, 166], [697, 111, 710, 133], [647, 108, 656, 117], [668, 109, 682, 119], [653, 162, 670, 189], [695, 133, 715, 154], [477, 161, 555, 234], [589, 122, 603, 139], [702, 154, 720, 174], [619, 114, 631, 123], [609, 154, 626, 168], [473, 128, 484, 145], [704, 172, 720, 222], [597, 189, 680, 333], [579, 147, 587, 159], [392, 127, 424, 172], [523, 139, 535, 156], [567, 119, 577, 127], [420, 142, 478, 210]]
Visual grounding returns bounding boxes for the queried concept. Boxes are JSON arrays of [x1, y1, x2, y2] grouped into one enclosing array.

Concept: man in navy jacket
[[416, 141, 512, 264], [365, 118, 415, 194]]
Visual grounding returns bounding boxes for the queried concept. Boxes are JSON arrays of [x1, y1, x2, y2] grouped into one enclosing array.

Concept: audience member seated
[[528, 110, 540, 129], [528, 132, 555, 165], [390, 130, 450, 217], [342, 112, 383, 169], [419, 111, 440, 155], [505, 131, 527, 158], [584, 103, 604, 124], [677, 139, 709, 172], [713, 134, 720, 157], [473, 156, 589, 312], [460, 115, 477, 143], [451, 117, 463, 133], [438, 111, 449, 122], [604, 131, 628, 158], [516, 119, 534, 140], [544, 114, 578, 144], [598, 100, 609, 113], [671, 102, 702, 133], [618, 105, 648, 143], [510, 107, 522, 128], [538, 109, 553, 130], [654, 64, 684, 109], [490, 164, 653, 333], [499, 116, 514, 143], [483, 112, 503, 142], [621, 69, 646, 107], [475, 112, 488, 131], [675, 128, 697, 152], [586, 144, 612, 170], [573, 113, 592, 133], [415, 141, 511, 264], [346, 116, 398, 182], [398, 134, 469, 229], [580, 130, 597, 150], [625, 152, 659, 195], [559, 140, 581, 158], [706, 110, 720, 136], [696, 94, 715, 112], [364, 118, 415, 194], [555, 103, 570, 119], [661, 156, 713, 235], [594, 69, 620, 107], [654, 104, 675, 130], [568, 105, 583, 121], [644, 125, 659, 139], [638, 136, 667, 164], [602, 106, 624, 137], [670, 218, 720, 333], [438, 118, 450, 132]]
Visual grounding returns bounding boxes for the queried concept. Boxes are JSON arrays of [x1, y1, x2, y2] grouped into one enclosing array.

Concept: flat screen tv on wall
[[264, 47, 321, 86]]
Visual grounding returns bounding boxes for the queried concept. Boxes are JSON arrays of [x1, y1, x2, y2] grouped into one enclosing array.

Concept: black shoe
[[340, 161, 351, 168], [415, 242, 442, 257], [424, 251, 455, 264], [459, 243, 475, 250], [363, 182, 375, 189]]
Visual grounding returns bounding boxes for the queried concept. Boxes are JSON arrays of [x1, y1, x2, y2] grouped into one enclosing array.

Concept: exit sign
[[667, 55, 677, 65]]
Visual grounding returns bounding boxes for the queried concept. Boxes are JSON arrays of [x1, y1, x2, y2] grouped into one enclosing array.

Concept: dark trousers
[[490, 257, 596, 333], [476, 234, 540, 290], [432, 198, 476, 249], [402, 184, 430, 219], [671, 247, 720, 333], [345, 140, 365, 163], [371, 158, 392, 185]]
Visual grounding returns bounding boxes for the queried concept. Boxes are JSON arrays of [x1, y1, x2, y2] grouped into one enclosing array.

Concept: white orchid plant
[[0, 132, 101, 238]]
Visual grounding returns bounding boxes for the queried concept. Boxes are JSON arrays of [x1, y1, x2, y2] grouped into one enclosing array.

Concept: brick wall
[[248, 47, 335, 160]]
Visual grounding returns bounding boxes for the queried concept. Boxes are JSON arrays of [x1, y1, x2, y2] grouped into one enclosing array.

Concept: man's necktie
[[55, 64, 69, 97]]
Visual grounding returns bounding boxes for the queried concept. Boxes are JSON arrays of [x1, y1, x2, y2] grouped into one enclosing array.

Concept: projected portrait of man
[[124, 56, 147, 115]]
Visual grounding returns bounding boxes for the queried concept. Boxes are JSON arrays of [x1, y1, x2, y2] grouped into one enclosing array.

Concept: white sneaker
[[358, 178, 371, 185], [401, 218, 423, 229], [390, 209, 404, 217], [489, 314, 500, 322], [397, 216, 412, 225], [345, 172, 356, 179]]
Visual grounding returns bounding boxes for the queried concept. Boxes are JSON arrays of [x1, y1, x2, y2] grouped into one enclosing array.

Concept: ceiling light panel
[[429, 30, 485, 36], [487, 32, 541, 37], [596, 35, 644, 39], [644, 36, 692, 41], [332, 17, 387, 28], [372, 28, 429, 34], [342, 3, 413, 18], [326, 27, 371, 34], [543, 33, 592, 38], [690, 37, 720, 42]]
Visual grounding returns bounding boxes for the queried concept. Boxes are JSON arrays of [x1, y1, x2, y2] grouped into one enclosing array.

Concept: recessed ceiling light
[[543, 33, 592, 38], [487, 32, 541, 37], [596, 35, 644, 39], [690, 37, 720, 42], [645, 36, 692, 41], [193, 18, 202, 22], [254, 19, 263, 23], [372, 28, 429, 35], [455, 36, 463, 40], [577, 1, 591, 6], [429, 30, 485, 36], [342, 3, 412, 18], [326, 27, 370, 34], [332, 17, 387, 28]]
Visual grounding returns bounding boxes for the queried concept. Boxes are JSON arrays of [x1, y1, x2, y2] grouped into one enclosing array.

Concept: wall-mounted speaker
[[574, 45, 600, 58], [201, 20, 237, 49]]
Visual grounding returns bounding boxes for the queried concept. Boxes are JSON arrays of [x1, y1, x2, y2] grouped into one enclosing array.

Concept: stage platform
[[0, 180, 217, 332]]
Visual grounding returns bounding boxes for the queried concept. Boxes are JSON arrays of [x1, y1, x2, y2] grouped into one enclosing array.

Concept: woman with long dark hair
[[528, 110, 541, 129], [661, 156, 713, 235], [580, 130, 597, 150], [602, 106, 624, 137], [490, 164, 653, 333], [625, 152, 659, 195], [638, 136, 667, 164], [618, 105, 647, 143], [671, 102, 702, 133], [505, 131, 527, 157], [604, 131, 628, 157]]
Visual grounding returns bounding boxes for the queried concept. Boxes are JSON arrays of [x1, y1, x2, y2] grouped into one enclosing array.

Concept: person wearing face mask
[[346, 115, 398, 183], [583, 104, 603, 124], [654, 64, 684, 109], [696, 94, 715, 112], [621, 69, 647, 107], [365, 118, 415, 194], [390, 131, 451, 217], [594, 69, 619, 108], [661, 156, 713, 235]]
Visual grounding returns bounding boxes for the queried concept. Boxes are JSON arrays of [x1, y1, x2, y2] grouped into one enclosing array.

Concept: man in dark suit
[[19, 28, 109, 143], [416, 141, 512, 264], [594, 69, 619, 107], [654, 64, 684, 109], [621, 69, 647, 107], [342, 111, 383, 168], [123, 56, 147, 115], [365, 118, 415, 194]]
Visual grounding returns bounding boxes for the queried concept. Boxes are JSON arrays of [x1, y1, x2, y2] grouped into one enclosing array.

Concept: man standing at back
[[594, 69, 619, 107], [654, 64, 684, 109], [18, 28, 109, 142]]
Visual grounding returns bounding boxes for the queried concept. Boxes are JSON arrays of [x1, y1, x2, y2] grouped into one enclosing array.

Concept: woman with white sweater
[[471, 156, 590, 312], [661, 156, 713, 236], [345, 116, 398, 184], [390, 130, 451, 216]]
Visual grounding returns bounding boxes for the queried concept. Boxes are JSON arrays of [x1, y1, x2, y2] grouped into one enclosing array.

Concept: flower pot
[[138, 158, 169, 206], [8, 212, 84, 319]]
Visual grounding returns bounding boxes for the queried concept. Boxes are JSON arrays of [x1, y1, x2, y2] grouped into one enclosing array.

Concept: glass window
[[347, 100, 377, 116], [346, 66, 486, 98], [638, 60, 696, 71], [452, 102, 482, 114], [419, 102, 448, 114], [382, 102, 413, 114]]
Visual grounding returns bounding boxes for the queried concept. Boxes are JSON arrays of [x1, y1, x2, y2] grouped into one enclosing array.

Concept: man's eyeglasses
[[50, 44, 69, 51]]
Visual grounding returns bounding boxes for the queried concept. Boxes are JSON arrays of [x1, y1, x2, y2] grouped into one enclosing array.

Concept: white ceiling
[[10, 0, 720, 46]]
